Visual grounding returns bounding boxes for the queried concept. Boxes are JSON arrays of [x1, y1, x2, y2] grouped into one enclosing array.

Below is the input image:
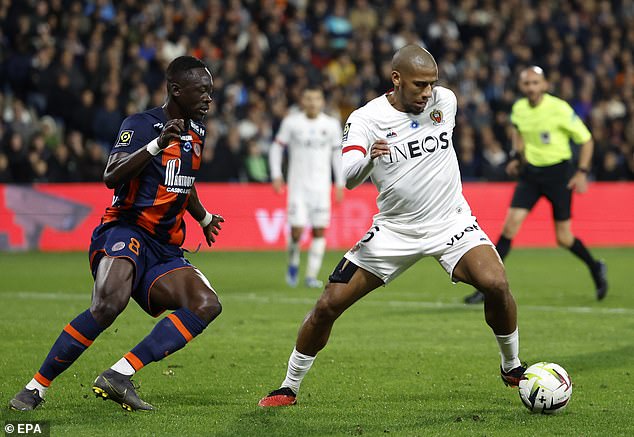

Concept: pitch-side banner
[[0, 182, 632, 251]]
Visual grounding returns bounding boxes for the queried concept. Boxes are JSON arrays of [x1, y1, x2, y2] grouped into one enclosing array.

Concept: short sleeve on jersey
[[110, 114, 155, 155], [341, 113, 371, 155], [560, 103, 592, 144], [510, 101, 521, 127]]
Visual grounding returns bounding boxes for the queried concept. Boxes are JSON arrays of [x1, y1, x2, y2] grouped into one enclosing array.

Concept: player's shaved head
[[519, 65, 545, 81], [518, 65, 548, 105], [392, 44, 437, 74], [389, 45, 438, 114]]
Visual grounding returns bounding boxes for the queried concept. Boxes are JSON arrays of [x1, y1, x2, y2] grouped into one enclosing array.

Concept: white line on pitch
[[225, 292, 634, 315], [3, 291, 633, 316]]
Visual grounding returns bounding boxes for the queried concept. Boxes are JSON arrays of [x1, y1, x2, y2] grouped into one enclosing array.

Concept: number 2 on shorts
[[361, 226, 380, 243]]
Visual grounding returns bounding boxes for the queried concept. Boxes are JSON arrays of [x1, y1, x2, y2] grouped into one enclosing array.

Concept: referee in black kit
[[465, 66, 608, 304]]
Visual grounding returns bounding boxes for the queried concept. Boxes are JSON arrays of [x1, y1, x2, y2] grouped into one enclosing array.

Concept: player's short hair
[[166, 56, 209, 83]]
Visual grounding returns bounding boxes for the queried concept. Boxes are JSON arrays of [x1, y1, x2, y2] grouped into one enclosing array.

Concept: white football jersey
[[274, 111, 344, 196], [342, 86, 470, 233]]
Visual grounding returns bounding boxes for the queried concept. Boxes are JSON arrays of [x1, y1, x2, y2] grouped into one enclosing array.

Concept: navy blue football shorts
[[89, 221, 192, 317]]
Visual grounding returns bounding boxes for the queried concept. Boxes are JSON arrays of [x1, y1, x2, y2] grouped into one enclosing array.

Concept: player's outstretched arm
[[187, 184, 224, 246], [343, 139, 389, 189]]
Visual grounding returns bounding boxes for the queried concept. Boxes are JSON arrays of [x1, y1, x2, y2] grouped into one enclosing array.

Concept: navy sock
[[124, 308, 208, 371], [496, 236, 512, 261], [35, 309, 104, 387], [568, 237, 597, 271]]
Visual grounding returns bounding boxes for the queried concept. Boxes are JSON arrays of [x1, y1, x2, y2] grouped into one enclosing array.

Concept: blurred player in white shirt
[[269, 86, 345, 288], [259, 45, 525, 407]]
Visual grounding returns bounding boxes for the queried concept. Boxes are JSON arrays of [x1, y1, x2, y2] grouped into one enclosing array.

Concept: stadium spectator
[[0, 152, 11, 183], [0, 0, 632, 183]]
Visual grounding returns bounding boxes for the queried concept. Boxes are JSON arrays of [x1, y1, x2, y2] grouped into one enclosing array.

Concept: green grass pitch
[[1, 248, 633, 436]]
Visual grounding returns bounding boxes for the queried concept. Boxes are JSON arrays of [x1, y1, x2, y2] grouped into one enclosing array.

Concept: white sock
[[111, 357, 136, 376], [288, 239, 300, 267], [306, 237, 326, 279], [25, 378, 48, 398], [281, 347, 316, 394], [495, 328, 521, 372]]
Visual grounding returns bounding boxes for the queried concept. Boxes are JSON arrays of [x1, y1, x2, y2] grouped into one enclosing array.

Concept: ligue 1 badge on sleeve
[[115, 130, 134, 147], [342, 123, 351, 141]]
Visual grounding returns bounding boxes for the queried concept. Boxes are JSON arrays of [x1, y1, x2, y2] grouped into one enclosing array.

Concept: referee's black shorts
[[510, 160, 574, 221]]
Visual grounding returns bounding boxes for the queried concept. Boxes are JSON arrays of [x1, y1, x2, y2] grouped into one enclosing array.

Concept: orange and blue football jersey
[[101, 107, 205, 246]]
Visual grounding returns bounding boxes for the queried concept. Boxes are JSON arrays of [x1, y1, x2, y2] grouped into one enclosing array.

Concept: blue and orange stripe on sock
[[34, 372, 51, 387], [123, 352, 145, 371], [167, 313, 194, 342], [63, 323, 94, 347]]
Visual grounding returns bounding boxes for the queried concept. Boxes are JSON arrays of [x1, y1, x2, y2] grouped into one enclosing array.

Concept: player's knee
[[312, 288, 343, 324], [190, 290, 222, 324], [555, 234, 573, 248], [478, 273, 510, 298], [90, 300, 125, 327]]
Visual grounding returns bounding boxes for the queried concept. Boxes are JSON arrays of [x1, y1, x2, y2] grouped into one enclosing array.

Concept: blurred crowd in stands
[[1, 0, 633, 184]]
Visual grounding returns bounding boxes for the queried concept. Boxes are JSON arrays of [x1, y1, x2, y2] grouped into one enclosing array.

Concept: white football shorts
[[287, 192, 331, 228], [344, 214, 495, 283]]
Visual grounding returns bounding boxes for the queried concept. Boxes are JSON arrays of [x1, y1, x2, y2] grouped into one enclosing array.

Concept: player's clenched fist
[[369, 139, 390, 160], [159, 119, 185, 149]]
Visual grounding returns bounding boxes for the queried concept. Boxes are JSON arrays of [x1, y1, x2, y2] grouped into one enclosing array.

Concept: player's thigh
[[452, 245, 508, 291], [93, 256, 135, 300], [89, 223, 146, 308], [344, 223, 422, 284], [150, 265, 219, 313], [317, 258, 384, 316]]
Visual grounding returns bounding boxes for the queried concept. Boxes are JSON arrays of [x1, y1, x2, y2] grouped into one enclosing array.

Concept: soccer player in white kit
[[269, 86, 345, 288], [259, 45, 525, 407]]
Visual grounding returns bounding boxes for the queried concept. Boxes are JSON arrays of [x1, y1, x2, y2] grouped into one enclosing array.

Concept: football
[[518, 362, 572, 414]]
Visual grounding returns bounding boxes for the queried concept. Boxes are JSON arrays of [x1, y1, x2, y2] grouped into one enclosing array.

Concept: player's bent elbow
[[103, 167, 120, 189], [103, 175, 117, 189]]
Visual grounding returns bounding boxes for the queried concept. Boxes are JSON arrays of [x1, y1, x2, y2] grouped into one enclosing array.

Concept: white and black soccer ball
[[518, 362, 572, 414]]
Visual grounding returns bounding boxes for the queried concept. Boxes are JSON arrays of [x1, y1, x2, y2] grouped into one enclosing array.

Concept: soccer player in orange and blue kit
[[9, 56, 224, 411]]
